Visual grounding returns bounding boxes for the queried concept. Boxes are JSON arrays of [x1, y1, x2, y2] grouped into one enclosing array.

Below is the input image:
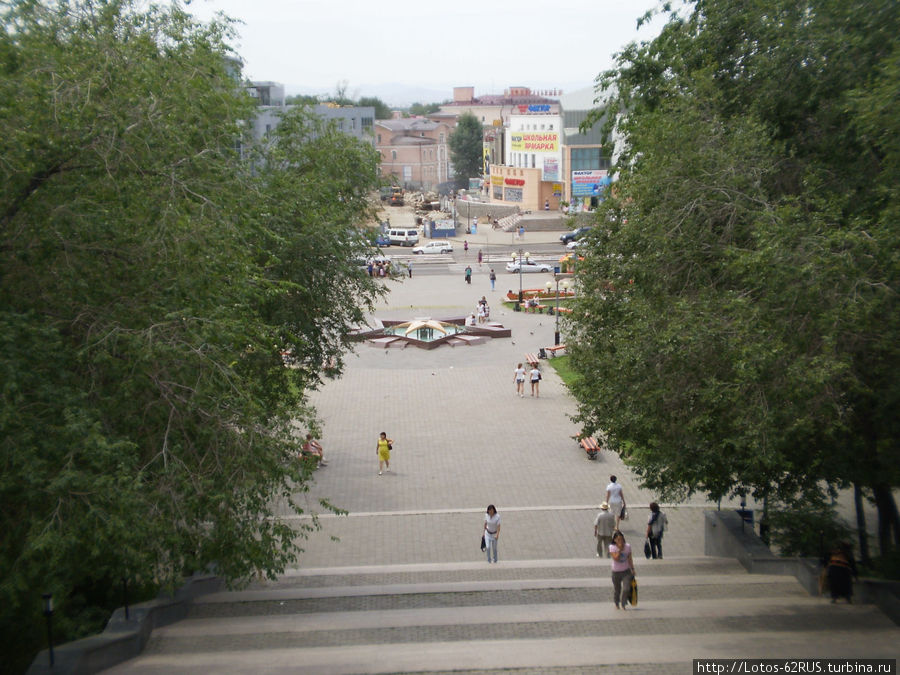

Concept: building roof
[[442, 93, 557, 107], [376, 118, 442, 132]]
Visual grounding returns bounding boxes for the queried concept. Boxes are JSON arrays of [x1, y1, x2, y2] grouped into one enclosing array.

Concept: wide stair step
[[104, 557, 898, 674]]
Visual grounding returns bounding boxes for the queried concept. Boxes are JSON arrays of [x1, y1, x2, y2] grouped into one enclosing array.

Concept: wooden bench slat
[[578, 436, 601, 459]]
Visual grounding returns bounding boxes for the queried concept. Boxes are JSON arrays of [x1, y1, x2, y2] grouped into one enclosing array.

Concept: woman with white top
[[530, 365, 541, 397], [483, 505, 501, 563], [513, 363, 526, 397], [606, 475, 626, 529]]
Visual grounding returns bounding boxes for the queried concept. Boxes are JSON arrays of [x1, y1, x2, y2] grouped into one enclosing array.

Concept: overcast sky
[[181, 0, 675, 103]]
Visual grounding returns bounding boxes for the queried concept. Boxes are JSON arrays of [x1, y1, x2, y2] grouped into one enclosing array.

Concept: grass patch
[[546, 355, 580, 389]]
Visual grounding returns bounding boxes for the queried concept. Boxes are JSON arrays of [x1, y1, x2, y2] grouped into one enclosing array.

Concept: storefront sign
[[491, 175, 504, 186], [504, 178, 525, 186], [516, 104, 552, 113], [510, 132, 559, 153], [552, 182, 563, 197]]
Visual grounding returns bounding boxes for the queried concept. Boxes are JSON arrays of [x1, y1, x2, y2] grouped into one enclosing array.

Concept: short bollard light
[[42, 592, 54, 667]]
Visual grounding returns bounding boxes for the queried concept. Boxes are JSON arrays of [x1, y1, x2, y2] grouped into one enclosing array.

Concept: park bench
[[524, 353, 539, 368], [578, 436, 601, 460], [546, 344, 566, 357], [521, 302, 547, 313]]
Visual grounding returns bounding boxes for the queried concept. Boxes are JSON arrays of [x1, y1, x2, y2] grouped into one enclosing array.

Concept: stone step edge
[[158, 596, 880, 638], [276, 556, 742, 577], [198, 573, 801, 604], [104, 630, 900, 674]]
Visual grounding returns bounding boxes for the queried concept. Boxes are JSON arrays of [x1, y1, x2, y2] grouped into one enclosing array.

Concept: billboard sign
[[571, 169, 610, 197], [510, 132, 559, 153], [542, 158, 560, 182]]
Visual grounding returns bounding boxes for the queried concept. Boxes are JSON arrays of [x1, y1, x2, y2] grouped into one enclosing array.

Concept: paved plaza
[[287, 262, 716, 569]]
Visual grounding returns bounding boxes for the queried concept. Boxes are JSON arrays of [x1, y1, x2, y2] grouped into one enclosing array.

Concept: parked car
[[412, 241, 453, 254], [387, 228, 419, 247], [374, 232, 391, 247], [566, 239, 586, 250], [560, 226, 592, 244], [506, 259, 553, 273]]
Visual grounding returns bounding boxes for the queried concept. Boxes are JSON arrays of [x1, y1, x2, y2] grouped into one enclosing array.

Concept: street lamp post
[[513, 250, 530, 305], [546, 278, 569, 345], [42, 593, 54, 667]]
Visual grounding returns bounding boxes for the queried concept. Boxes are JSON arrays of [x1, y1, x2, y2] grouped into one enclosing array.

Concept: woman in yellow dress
[[376, 431, 393, 475]]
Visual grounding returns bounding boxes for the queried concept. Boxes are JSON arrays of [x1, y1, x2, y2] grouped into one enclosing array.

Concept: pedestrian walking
[[376, 431, 393, 476], [407, 260, 412, 278], [489, 268, 496, 290], [530, 364, 541, 397], [823, 542, 857, 603], [610, 531, 636, 609], [646, 502, 668, 559], [514, 363, 526, 397], [594, 502, 615, 557], [464, 240, 469, 254], [465, 265, 472, 284], [606, 475, 626, 528], [477, 249, 483, 265], [483, 505, 501, 563]]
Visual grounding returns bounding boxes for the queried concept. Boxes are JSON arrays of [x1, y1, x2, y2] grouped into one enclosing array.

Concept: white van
[[388, 228, 419, 247]]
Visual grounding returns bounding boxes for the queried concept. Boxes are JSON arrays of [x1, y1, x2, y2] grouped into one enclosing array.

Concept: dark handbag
[[644, 538, 652, 559], [388, 444, 392, 450], [480, 535, 486, 551]]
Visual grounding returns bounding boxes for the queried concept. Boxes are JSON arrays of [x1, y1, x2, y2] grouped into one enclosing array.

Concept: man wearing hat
[[594, 502, 616, 557]]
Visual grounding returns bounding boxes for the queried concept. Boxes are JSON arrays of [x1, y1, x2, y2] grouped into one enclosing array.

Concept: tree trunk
[[872, 482, 899, 556], [853, 483, 870, 566]]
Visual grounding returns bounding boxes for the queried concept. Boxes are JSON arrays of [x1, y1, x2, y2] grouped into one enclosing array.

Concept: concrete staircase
[[104, 557, 898, 674]]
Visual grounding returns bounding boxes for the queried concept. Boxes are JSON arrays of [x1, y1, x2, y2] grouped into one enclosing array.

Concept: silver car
[[412, 241, 453, 254], [505, 259, 553, 273]]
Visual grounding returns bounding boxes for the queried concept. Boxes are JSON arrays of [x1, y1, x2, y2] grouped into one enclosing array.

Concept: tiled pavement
[[286, 268, 722, 568]]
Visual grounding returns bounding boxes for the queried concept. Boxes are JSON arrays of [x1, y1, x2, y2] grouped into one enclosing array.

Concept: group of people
[[366, 259, 391, 277], [474, 296, 491, 324], [513, 362, 542, 397]]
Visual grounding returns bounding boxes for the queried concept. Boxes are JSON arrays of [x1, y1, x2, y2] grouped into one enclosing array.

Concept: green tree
[[358, 96, 392, 120], [570, 0, 900, 556], [448, 112, 484, 187], [286, 93, 321, 106], [409, 101, 442, 116], [0, 0, 384, 668]]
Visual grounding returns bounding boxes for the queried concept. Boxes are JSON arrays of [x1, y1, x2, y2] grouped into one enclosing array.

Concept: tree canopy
[[409, 101, 443, 116], [0, 0, 384, 668], [569, 0, 900, 557], [448, 112, 484, 187]]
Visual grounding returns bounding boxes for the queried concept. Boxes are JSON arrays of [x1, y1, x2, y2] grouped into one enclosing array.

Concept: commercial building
[[484, 86, 613, 212]]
